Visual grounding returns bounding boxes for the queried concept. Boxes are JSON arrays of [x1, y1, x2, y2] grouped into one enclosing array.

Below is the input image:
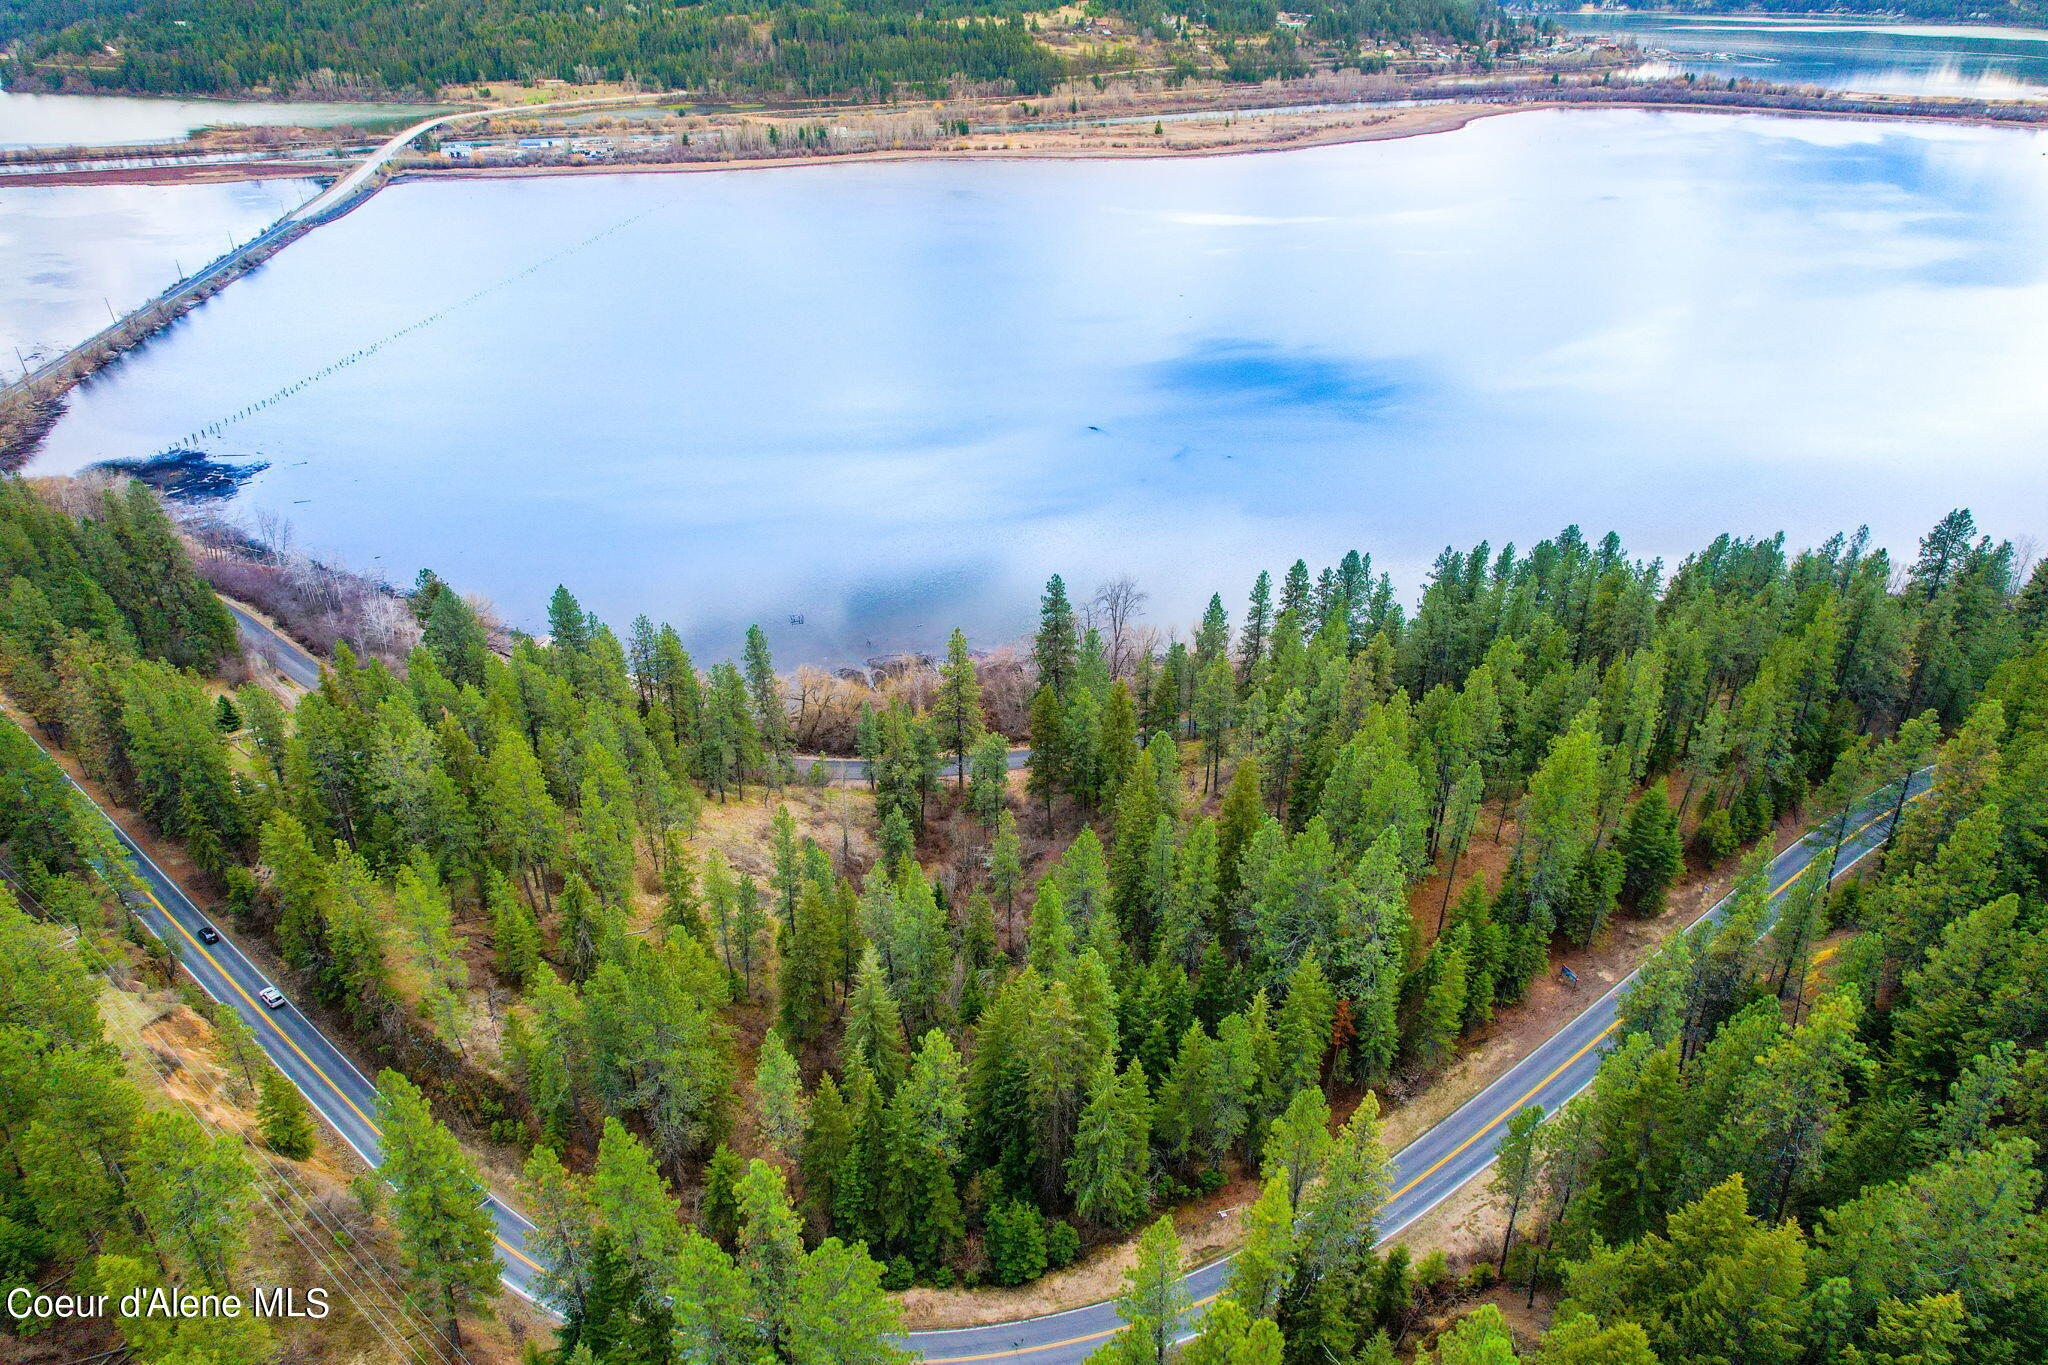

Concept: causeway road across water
[[285, 94, 674, 222]]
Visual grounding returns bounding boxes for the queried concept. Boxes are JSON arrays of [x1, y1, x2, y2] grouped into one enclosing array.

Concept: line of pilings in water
[[0, 168, 389, 470]]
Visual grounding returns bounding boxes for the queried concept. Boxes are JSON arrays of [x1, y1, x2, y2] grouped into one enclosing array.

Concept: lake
[[0, 86, 447, 149], [21, 110, 2048, 663], [1, 178, 318, 371], [1552, 12, 2048, 100]]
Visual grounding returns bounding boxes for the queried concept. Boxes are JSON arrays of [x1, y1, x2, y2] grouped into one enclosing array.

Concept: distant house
[[444, 143, 473, 158]]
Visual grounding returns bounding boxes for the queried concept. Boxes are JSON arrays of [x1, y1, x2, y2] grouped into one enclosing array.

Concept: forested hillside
[[0, 0, 1507, 100], [3, 471, 2046, 1364], [1361, 637, 2048, 1364], [0, 484, 511, 1364]]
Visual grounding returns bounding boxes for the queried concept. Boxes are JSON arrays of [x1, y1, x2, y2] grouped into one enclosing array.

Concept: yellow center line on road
[[23, 724, 551, 1279], [918, 784, 1929, 1364], [144, 883, 547, 1273]]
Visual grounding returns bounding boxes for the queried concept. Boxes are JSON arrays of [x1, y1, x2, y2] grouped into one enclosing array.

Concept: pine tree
[[1617, 789, 1684, 917], [129, 1110, 252, 1291], [1262, 1086, 1333, 1207], [1535, 1315, 1657, 1365], [1037, 576, 1080, 700], [547, 585, 591, 655], [1068, 1057, 1151, 1230], [788, 1234, 907, 1364], [756, 1030, 808, 1156], [1028, 684, 1067, 831], [1291, 1094, 1392, 1288], [1518, 715, 1606, 948], [969, 731, 1010, 823], [1226, 1175, 1294, 1318], [1194, 655, 1237, 794], [1275, 955, 1336, 1099], [801, 1074, 854, 1234], [487, 866, 543, 983], [258, 1066, 316, 1160], [1489, 1105, 1545, 1274], [1182, 1302, 1286, 1365], [936, 627, 986, 790], [987, 807, 1025, 946], [377, 1070, 500, 1347], [844, 946, 909, 1092], [878, 806, 914, 868], [591, 1117, 686, 1302], [1723, 990, 1866, 1218], [520, 1146, 600, 1337], [700, 1143, 744, 1249], [211, 1005, 264, 1099], [986, 1198, 1047, 1286], [1217, 759, 1263, 902], [1421, 1305, 1523, 1365], [1240, 571, 1273, 682], [735, 1158, 806, 1352], [1406, 924, 1470, 1073], [744, 624, 790, 788], [1116, 1215, 1189, 1365]]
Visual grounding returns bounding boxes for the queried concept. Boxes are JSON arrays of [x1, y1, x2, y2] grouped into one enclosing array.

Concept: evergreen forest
[[2, 474, 2046, 1364]]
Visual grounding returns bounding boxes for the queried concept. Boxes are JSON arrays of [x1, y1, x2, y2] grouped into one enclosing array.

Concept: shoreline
[[10, 90, 2045, 192], [6, 82, 2041, 469]]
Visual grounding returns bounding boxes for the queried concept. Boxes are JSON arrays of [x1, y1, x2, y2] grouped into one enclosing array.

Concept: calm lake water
[[23, 110, 2048, 662], [1553, 13, 2048, 99], [1, 178, 318, 369], [0, 86, 446, 149]]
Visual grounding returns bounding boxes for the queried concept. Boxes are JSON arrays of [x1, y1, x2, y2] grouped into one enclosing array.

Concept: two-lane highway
[[16, 726, 554, 1310], [23, 691, 1927, 1356], [903, 769, 1931, 1363], [223, 598, 326, 690]]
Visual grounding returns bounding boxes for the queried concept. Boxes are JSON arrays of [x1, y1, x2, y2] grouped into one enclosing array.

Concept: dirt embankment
[[16, 79, 2046, 196], [898, 803, 1823, 1330]]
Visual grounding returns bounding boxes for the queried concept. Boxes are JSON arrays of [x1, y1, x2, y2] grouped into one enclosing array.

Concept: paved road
[[223, 599, 326, 689], [13, 727, 555, 1311], [901, 769, 1932, 1364], [218, 597, 1031, 779], [285, 95, 671, 222], [26, 666, 1928, 1352], [806, 747, 1034, 782]]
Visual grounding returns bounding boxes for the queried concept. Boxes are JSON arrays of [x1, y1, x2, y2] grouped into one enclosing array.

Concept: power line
[[0, 841, 461, 1365]]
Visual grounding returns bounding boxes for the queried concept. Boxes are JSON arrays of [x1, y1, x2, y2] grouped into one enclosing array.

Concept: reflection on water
[[21, 110, 2048, 662], [0, 86, 447, 148], [1553, 12, 2048, 99], [0, 179, 318, 368]]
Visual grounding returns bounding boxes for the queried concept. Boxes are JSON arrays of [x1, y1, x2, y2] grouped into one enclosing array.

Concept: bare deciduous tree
[[1087, 575, 1148, 678]]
